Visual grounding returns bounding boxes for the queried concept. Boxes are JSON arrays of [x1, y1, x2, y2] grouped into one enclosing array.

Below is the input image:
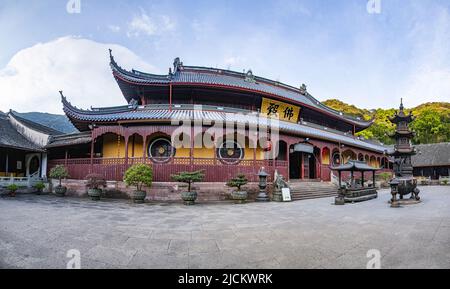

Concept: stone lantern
[[389, 178, 400, 208], [256, 168, 270, 202]]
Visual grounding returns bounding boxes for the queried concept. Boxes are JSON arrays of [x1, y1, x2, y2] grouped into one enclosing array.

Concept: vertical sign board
[[260, 98, 300, 123], [282, 188, 292, 202]]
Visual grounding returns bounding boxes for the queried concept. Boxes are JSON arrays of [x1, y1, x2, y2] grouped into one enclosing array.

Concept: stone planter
[[132, 190, 146, 203], [54, 185, 67, 197], [181, 191, 197, 205], [231, 191, 248, 204], [88, 188, 102, 201]]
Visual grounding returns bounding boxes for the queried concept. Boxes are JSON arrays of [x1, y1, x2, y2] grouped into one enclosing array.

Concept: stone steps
[[288, 181, 337, 201]]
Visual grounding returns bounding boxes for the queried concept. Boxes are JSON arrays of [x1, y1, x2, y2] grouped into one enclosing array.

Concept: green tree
[[171, 170, 205, 192], [411, 108, 450, 144], [123, 164, 153, 191], [322, 100, 450, 145], [49, 165, 69, 187], [226, 174, 248, 191]]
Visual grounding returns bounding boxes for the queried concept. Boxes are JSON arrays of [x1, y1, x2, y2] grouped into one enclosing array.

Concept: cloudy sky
[[0, 0, 449, 114]]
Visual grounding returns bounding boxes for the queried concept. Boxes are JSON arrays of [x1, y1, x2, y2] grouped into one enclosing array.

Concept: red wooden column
[[90, 137, 94, 173], [190, 125, 194, 170], [286, 142, 291, 181], [124, 135, 129, 166], [253, 146, 257, 181], [142, 135, 147, 161], [300, 153, 304, 179]]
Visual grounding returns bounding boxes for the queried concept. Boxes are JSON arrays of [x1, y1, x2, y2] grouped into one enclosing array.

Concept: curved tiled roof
[[0, 114, 43, 151], [9, 110, 64, 135], [412, 143, 450, 167], [46, 131, 92, 148], [109, 50, 373, 129], [61, 95, 386, 153]]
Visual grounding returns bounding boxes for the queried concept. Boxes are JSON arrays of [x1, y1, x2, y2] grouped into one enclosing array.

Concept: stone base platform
[[389, 198, 422, 207]]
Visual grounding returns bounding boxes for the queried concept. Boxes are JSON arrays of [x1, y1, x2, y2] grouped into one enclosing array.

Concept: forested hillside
[[322, 100, 450, 145]]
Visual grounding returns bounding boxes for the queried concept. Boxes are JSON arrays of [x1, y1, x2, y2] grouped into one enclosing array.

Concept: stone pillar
[[41, 153, 48, 179]]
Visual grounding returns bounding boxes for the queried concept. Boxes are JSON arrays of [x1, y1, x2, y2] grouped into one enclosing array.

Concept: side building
[[0, 111, 62, 187], [412, 142, 450, 180]]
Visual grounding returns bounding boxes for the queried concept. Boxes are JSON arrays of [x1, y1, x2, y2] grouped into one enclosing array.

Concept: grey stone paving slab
[[0, 186, 449, 268]]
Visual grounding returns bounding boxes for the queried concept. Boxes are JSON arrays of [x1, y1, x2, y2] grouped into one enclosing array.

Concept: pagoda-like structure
[[388, 99, 420, 205]]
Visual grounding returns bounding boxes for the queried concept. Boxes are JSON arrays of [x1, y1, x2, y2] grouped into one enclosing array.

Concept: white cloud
[[399, 6, 450, 106], [108, 25, 121, 33], [0, 36, 157, 114], [127, 10, 175, 37]]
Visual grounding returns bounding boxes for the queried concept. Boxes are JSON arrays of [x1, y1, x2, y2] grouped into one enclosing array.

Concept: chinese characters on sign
[[261, 97, 300, 123]]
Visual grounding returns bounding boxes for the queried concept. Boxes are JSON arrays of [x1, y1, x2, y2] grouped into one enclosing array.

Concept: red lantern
[[264, 140, 272, 152]]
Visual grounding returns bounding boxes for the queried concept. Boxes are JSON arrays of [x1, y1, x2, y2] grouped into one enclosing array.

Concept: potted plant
[[86, 173, 107, 201], [6, 184, 19, 197], [49, 165, 69, 197], [227, 174, 249, 204], [34, 181, 46, 195], [171, 170, 204, 205], [123, 164, 153, 203]]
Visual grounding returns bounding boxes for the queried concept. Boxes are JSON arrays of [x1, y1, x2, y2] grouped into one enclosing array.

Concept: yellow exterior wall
[[0, 172, 21, 177], [193, 148, 214, 158], [102, 134, 144, 158], [322, 150, 330, 165], [102, 134, 266, 161], [175, 148, 190, 158]]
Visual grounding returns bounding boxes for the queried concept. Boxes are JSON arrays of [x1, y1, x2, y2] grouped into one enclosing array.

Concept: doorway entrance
[[289, 143, 319, 180], [289, 151, 317, 179], [289, 151, 302, 179]]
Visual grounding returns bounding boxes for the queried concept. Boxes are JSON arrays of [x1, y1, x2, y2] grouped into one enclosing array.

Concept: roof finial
[[109, 48, 116, 65], [400, 98, 404, 111], [173, 57, 182, 73], [244, 69, 255, 83], [299, 84, 307, 95]]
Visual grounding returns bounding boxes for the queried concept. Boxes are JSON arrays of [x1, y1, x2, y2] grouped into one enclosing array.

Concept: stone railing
[[439, 176, 450, 185], [0, 173, 41, 188], [416, 176, 432, 186]]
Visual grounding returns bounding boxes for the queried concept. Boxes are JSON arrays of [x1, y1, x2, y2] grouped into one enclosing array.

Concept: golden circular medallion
[[158, 146, 166, 155]]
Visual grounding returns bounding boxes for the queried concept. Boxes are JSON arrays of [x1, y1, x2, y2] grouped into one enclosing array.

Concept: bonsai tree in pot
[[6, 184, 19, 197], [49, 165, 69, 197], [226, 174, 249, 204], [86, 173, 107, 201], [34, 181, 46, 195], [171, 170, 205, 205], [123, 164, 153, 203]]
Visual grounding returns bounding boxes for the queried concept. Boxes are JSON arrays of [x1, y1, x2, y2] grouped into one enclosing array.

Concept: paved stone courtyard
[[1, 186, 449, 269]]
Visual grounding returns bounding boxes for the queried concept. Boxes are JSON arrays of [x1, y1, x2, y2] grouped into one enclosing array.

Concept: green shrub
[[226, 174, 248, 191], [34, 181, 46, 191], [7, 184, 18, 193], [123, 164, 153, 191], [171, 170, 205, 192], [377, 172, 392, 182], [49, 165, 69, 187]]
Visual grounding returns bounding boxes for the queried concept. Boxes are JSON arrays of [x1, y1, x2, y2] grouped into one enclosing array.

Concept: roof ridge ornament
[[299, 84, 307, 95], [128, 98, 139, 110], [173, 57, 183, 73], [109, 48, 117, 65], [59, 90, 66, 101], [244, 69, 255, 83]]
